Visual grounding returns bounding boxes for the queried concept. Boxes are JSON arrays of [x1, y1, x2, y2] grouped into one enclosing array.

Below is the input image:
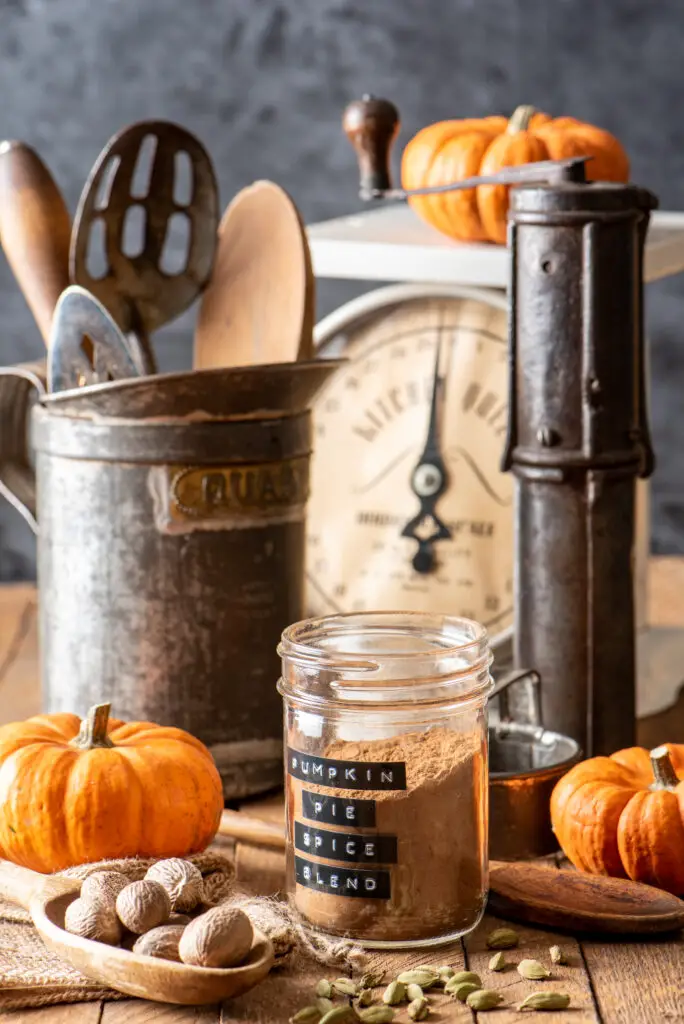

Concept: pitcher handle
[[0, 358, 46, 534]]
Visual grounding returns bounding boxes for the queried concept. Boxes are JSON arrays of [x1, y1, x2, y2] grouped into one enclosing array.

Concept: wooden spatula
[[194, 180, 315, 369], [0, 857, 273, 1005], [218, 810, 684, 936]]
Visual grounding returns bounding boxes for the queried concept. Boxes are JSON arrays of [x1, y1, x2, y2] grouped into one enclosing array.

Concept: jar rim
[[278, 611, 492, 707]]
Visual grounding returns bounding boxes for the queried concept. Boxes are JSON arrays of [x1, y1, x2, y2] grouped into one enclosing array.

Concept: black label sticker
[[294, 855, 391, 900], [294, 822, 398, 864], [288, 747, 406, 791], [301, 790, 377, 827]]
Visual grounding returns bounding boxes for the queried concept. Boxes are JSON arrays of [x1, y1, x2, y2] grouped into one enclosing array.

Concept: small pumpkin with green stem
[[0, 703, 224, 872], [551, 743, 684, 894]]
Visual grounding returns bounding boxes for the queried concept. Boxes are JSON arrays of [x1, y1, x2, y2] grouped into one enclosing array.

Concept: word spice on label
[[295, 855, 391, 900], [288, 747, 407, 790], [294, 822, 398, 864]]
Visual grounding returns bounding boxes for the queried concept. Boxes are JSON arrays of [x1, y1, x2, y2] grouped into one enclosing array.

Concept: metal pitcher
[[0, 360, 340, 799]]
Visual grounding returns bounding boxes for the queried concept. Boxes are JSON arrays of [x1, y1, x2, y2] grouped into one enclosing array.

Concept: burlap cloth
[[0, 850, 236, 1010]]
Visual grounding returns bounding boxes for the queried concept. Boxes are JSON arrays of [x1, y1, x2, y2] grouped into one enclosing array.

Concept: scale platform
[[306, 203, 684, 721]]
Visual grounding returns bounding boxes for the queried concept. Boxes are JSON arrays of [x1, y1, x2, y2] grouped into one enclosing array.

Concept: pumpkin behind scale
[[401, 105, 630, 244], [0, 703, 224, 873]]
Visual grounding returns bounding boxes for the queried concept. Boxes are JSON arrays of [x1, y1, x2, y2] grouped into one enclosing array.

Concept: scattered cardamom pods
[[450, 971, 482, 987], [319, 1008, 357, 1024], [517, 959, 552, 981], [444, 980, 480, 1002], [488, 951, 506, 972], [358, 1007, 395, 1023], [486, 926, 520, 949], [290, 1007, 322, 1024], [466, 989, 504, 1011], [396, 969, 440, 989], [406, 983, 424, 1002], [549, 945, 566, 965], [332, 979, 358, 997], [382, 980, 406, 1006], [359, 970, 385, 990], [407, 996, 429, 1020], [356, 989, 374, 1007], [316, 998, 334, 1014], [519, 991, 571, 1011], [437, 965, 454, 982], [316, 980, 333, 998]]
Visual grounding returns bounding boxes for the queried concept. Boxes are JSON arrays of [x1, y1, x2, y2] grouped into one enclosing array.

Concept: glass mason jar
[[277, 611, 492, 949]]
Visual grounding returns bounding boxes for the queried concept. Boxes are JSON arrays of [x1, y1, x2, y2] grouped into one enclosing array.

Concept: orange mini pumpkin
[[550, 744, 684, 895], [401, 105, 630, 244], [0, 703, 224, 872]]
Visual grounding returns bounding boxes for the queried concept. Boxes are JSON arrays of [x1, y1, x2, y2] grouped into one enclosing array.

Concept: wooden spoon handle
[[0, 140, 71, 344], [220, 809, 286, 850], [0, 858, 75, 910]]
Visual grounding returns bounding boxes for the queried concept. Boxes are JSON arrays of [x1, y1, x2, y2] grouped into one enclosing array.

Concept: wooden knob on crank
[[343, 95, 400, 197]]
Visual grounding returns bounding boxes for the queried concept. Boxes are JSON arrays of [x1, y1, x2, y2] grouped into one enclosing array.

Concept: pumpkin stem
[[507, 105, 536, 134], [71, 703, 115, 750], [649, 745, 679, 790]]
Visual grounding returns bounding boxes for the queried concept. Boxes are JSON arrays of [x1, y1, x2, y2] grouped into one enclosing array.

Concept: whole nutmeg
[[64, 897, 122, 945], [168, 912, 192, 926], [132, 924, 186, 962], [145, 858, 204, 913], [116, 879, 171, 934], [179, 905, 253, 968], [80, 871, 129, 911]]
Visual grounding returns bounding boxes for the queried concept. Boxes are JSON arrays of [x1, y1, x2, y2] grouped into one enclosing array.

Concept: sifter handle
[[0, 140, 71, 345], [343, 95, 400, 197]]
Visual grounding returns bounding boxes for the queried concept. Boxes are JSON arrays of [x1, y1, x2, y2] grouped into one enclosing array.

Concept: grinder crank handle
[[343, 96, 589, 200], [0, 141, 71, 345], [219, 810, 684, 935]]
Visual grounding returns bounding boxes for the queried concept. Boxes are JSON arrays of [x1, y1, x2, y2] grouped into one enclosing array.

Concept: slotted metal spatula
[[71, 120, 219, 374], [47, 285, 140, 392]]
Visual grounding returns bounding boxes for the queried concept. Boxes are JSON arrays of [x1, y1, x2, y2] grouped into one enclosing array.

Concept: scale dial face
[[306, 294, 513, 632]]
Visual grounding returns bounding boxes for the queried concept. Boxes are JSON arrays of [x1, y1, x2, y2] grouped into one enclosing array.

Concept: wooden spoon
[[194, 180, 315, 369], [0, 858, 274, 1005], [218, 810, 684, 936], [0, 140, 71, 344]]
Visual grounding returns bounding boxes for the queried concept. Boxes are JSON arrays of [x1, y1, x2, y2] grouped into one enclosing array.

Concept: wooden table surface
[[1, 567, 683, 1023]]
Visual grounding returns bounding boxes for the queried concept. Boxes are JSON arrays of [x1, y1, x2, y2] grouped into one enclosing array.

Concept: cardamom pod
[[407, 996, 429, 1021], [356, 989, 374, 1007], [406, 983, 424, 1002], [382, 980, 406, 1005], [319, 1008, 357, 1024], [451, 971, 482, 987], [517, 958, 552, 981], [332, 979, 358, 997], [444, 980, 480, 1002], [359, 970, 385, 990], [488, 951, 506, 972], [396, 970, 440, 989], [486, 926, 520, 949], [316, 980, 333, 998], [466, 989, 504, 1011], [290, 1007, 321, 1024], [519, 991, 571, 1011], [316, 998, 334, 1014], [549, 945, 566, 965], [437, 965, 454, 982], [358, 1008, 395, 1023]]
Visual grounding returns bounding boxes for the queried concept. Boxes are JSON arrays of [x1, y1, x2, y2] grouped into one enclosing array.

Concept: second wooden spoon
[[194, 180, 315, 369]]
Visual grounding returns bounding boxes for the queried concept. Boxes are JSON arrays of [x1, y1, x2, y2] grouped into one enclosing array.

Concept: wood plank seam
[[0, 597, 34, 689]]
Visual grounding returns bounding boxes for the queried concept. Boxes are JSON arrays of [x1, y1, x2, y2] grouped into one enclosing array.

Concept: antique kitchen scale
[[304, 95, 684, 769]]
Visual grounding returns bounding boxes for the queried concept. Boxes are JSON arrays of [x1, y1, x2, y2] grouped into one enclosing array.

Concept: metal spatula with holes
[[71, 121, 219, 376]]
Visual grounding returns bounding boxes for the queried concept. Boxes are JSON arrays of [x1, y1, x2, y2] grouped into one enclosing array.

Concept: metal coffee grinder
[[343, 96, 657, 764]]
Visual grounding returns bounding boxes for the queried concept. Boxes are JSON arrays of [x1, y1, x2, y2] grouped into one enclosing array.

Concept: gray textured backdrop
[[1, 0, 684, 579]]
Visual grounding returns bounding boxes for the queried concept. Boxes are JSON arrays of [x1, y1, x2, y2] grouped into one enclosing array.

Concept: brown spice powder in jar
[[287, 726, 487, 942]]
